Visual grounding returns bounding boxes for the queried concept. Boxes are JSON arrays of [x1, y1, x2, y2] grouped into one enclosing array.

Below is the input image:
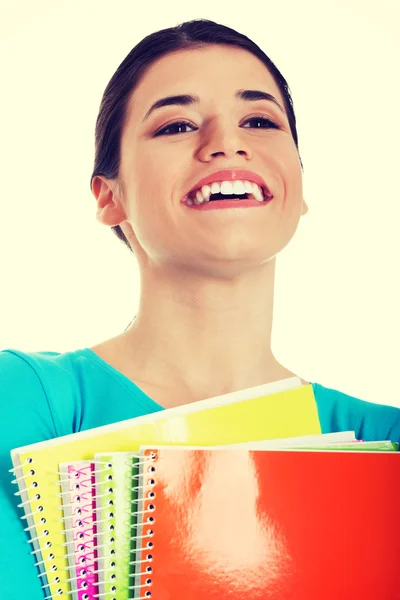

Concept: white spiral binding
[[125, 450, 158, 600], [9, 458, 62, 594], [92, 457, 125, 599], [91, 462, 117, 599], [86, 453, 155, 600], [10, 452, 157, 599], [52, 458, 117, 599]]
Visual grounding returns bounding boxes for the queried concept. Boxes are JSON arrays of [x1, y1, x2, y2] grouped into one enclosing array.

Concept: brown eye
[[154, 120, 196, 137], [242, 116, 280, 129]]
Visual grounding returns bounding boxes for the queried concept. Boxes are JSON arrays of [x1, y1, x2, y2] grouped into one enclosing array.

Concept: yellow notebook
[[11, 378, 320, 599]]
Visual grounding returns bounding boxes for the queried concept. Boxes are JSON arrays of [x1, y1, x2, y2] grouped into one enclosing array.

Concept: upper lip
[[183, 169, 273, 201]]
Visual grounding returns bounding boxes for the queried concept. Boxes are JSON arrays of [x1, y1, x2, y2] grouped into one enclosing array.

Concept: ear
[[92, 175, 127, 227]]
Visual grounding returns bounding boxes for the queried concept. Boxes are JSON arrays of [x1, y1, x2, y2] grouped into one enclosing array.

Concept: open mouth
[[184, 180, 272, 206], [208, 192, 254, 201]]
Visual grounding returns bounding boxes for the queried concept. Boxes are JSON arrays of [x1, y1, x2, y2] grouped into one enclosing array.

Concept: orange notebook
[[133, 447, 400, 600]]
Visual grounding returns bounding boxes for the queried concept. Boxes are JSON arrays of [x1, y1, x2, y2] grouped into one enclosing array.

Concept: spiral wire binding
[[92, 455, 137, 599], [10, 452, 157, 599], [9, 458, 68, 595], [123, 450, 158, 599], [52, 462, 99, 600], [86, 453, 155, 600], [87, 457, 118, 599]]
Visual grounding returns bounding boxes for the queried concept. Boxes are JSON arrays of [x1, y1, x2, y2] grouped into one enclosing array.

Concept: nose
[[197, 120, 252, 162]]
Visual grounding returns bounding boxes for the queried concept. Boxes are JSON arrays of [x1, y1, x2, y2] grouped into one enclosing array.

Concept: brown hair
[[90, 18, 303, 254]]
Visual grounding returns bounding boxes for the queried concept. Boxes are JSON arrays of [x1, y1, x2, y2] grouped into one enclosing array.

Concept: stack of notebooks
[[10, 378, 400, 599]]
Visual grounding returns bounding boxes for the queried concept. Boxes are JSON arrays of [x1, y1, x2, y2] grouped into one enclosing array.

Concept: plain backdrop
[[0, 0, 399, 406]]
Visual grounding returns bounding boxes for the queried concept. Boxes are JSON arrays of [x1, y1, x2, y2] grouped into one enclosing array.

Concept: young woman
[[1, 19, 399, 598]]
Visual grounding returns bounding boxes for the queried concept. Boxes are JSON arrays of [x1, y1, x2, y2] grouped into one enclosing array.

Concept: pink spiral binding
[[66, 463, 98, 599]]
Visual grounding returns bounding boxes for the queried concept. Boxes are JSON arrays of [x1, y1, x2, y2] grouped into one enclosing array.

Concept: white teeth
[[220, 181, 234, 195], [194, 190, 204, 205], [243, 180, 254, 194], [186, 179, 267, 205], [252, 182, 264, 202], [232, 180, 246, 195], [201, 185, 211, 200]]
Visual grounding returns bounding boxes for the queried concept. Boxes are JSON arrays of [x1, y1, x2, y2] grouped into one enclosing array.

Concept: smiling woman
[[90, 21, 308, 403], [1, 17, 399, 600], [91, 20, 303, 257]]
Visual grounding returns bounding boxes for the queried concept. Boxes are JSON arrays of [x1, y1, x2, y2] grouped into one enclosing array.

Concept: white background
[[1, 0, 399, 406]]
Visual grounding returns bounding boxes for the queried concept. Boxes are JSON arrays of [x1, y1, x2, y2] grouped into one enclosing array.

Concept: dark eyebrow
[[237, 89, 285, 114], [141, 89, 285, 122]]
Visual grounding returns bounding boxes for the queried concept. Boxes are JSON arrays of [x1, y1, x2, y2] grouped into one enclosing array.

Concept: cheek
[[122, 158, 178, 254], [125, 156, 160, 216], [271, 139, 303, 195], [134, 146, 181, 199]]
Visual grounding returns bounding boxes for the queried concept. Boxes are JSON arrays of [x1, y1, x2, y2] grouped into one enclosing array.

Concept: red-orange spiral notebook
[[133, 447, 400, 600]]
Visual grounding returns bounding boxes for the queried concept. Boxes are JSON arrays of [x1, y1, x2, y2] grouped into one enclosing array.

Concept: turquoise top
[[1, 347, 399, 599]]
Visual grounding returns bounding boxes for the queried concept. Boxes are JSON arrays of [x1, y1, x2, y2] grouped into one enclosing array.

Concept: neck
[[118, 258, 297, 401]]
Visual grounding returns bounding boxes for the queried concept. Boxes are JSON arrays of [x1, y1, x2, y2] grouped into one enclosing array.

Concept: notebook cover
[[59, 461, 98, 600], [11, 379, 319, 598], [92, 433, 358, 600], [57, 438, 395, 596], [135, 448, 400, 600], [94, 452, 139, 600]]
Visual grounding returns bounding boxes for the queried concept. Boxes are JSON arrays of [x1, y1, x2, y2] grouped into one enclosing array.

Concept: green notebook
[[94, 452, 139, 600]]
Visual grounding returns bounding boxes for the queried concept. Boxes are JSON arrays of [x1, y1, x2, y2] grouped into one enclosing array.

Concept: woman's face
[[113, 44, 307, 275]]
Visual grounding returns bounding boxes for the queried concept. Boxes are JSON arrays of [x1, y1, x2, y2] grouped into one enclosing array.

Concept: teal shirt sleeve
[[0, 351, 60, 599], [0, 348, 161, 599], [313, 382, 400, 445]]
